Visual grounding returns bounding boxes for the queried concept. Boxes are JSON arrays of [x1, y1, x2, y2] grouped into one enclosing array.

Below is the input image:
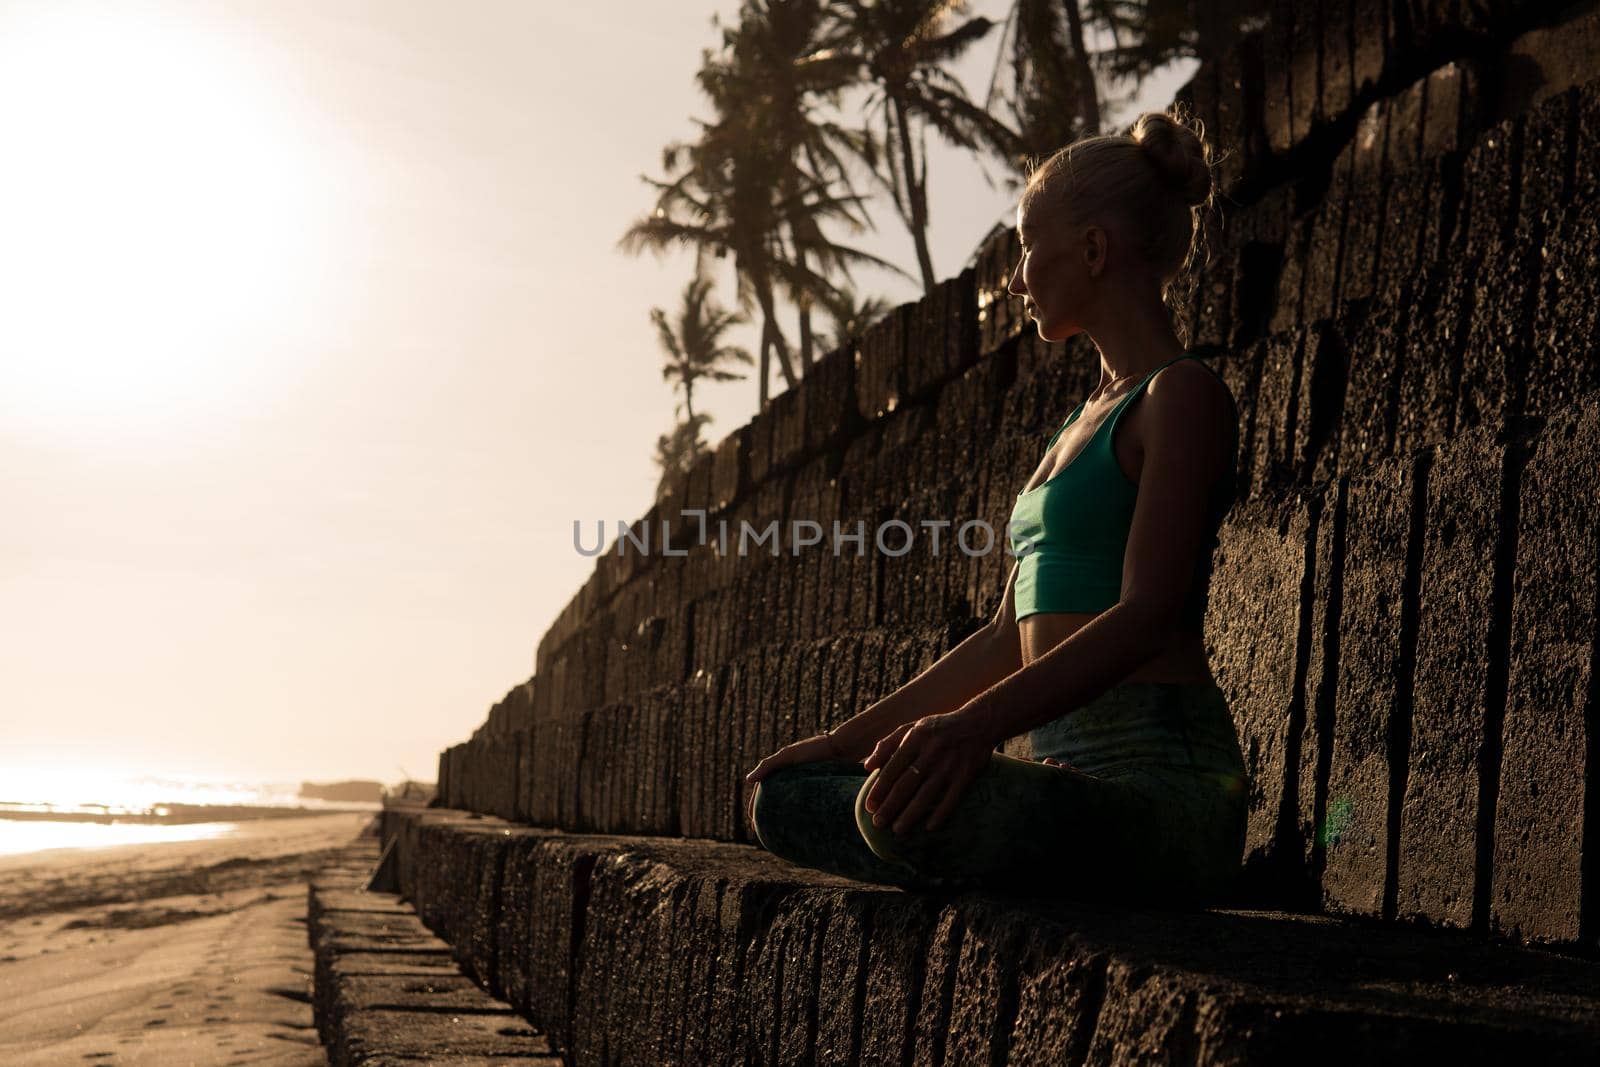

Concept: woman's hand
[[860, 711, 998, 836], [743, 730, 857, 836]]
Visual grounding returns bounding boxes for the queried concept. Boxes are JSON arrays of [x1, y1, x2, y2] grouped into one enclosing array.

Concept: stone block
[[906, 269, 977, 400], [524, 836, 601, 1054], [665, 875, 721, 1063], [1393, 270, 1464, 458], [1493, 400, 1600, 946], [793, 639, 826, 745], [1007, 924, 1107, 1062], [1289, 0, 1322, 145], [332, 973, 509, 1017], [1214, 31, 1263, 193], [941, 906, 1031, 1066], [684, 447, 716, 516], [711, 423, 747, 514], [804, 345, 858, 459], [1295, 319, 1350, 488], [1206, 496, 1313, 900], [1576, 78, 1600, 203], [1352, 0, 1387, 97], [1268, 212, 1311, 335], [770, 375, 808, 474], [1337, 177, 1384, 303], [1255, 4, 1291, 158], [857, 303, 910, 420], [768, 894, 834, 1064], [858, 897, 938, 1066], [976, 226, 1026, 356], [1421, 60, 1469, 160], [1320, 0, 1356, 125], [782, 890, 859, 1063], [1321, 452, 1426, 919], [1460, 115, 1521, 256], [1528, 200, 1600, 414], [818, 632, 864, 737], [1397, 425, 1510, 930], [1335, 295, 1404, 476], [1495, 2, 1600, 119], [336, 1008, 554, 1065], [708, 875, 811, 1065], [1456, 220, 1540, 436], [1245, 332, 1303, 501]]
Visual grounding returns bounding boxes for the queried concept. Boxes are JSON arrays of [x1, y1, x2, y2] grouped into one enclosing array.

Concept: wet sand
[[0, 811, 373, 1065]]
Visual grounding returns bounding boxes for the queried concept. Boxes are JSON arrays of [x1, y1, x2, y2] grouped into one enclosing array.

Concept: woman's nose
[[1007, 261, 1026, 296]]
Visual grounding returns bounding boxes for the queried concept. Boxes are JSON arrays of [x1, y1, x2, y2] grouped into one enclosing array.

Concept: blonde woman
[[745, 106, 1249, 907]]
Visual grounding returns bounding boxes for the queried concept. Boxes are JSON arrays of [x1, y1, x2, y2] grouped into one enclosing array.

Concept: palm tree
[[984, 0, 1100, 179], [654, 411, 715, 502], [651, 267, 754, 424], [826, 0, 1026, 292], [621, 109, 797, 406], [708, 3, 912, 375], [1083, 0, 1271, 85], [722, 0, 862, 372], [625, 8, 908, 407], [986, 0, 1273, 170], [816, 281, 892, 354]]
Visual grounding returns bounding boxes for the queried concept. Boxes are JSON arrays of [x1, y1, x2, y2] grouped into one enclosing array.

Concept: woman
[[743, 106, 1250, 909]]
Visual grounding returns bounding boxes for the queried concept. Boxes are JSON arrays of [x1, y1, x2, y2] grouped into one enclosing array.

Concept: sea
[[0, 767, 383, 858]]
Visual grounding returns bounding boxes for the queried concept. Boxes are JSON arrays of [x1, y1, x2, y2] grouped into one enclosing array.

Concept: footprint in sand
[[81, 1053, 114, 1060], [153, 1002, 174, 1010], [144, 1018, 167, 1027], [205, 1015, 229, 1024]]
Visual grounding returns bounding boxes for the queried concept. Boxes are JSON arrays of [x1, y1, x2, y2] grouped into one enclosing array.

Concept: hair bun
[[1131, 109, 1213, 209]]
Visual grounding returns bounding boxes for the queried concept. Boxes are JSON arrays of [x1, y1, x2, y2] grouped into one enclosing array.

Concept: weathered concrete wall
[[439, 0, 1600, 951], [377, 806, 1600, 1065]]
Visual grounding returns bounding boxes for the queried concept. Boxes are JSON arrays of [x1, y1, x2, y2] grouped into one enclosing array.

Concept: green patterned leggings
[[750, 680, 1251, 908]]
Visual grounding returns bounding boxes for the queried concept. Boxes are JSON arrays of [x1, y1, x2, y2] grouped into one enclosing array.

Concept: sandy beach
[[0, 811, 374, 1065]]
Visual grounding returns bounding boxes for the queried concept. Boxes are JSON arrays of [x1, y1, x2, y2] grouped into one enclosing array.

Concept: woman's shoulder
[[1146, 355, 1236, 420], [1138, 356, 1238, 470]]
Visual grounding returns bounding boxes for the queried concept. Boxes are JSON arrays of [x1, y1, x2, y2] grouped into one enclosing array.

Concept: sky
[[0, 0, 1193, 790]]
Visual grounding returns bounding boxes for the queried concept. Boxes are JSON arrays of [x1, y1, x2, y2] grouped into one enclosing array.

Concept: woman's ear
[[1083, 225, 1107, 277]]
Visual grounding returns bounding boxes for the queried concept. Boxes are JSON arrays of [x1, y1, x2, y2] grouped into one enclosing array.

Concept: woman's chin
[[1034, 319, 1082, 344]]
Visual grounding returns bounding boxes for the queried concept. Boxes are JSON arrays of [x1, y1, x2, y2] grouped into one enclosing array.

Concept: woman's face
[[1006, 194, 1102, 343]]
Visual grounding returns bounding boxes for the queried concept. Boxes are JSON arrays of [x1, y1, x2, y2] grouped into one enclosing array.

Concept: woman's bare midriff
[[1018, 611, 1215, 683]]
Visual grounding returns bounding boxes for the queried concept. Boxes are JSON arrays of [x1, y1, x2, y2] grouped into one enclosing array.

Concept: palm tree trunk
[[757, 286, 799, 394], [1061, 0, 1101, 135], [797, 247, 814, 370], [758, 330, 771, 407], [893, 93, 937, 293]]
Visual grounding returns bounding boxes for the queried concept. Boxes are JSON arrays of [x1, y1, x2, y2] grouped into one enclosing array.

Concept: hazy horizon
[[1, 0, 1193, 788]]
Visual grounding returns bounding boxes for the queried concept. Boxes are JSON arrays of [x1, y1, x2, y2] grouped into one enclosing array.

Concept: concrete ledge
[[384, 807, 1600, 1065], [307, 839, 561, 1066]]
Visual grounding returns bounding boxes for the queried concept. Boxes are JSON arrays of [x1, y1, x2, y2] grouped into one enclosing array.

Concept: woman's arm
[[826, 561, 1024, 757]]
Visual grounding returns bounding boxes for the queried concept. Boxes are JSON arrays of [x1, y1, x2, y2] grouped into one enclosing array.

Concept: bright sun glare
[[0, 1, 328, 442]]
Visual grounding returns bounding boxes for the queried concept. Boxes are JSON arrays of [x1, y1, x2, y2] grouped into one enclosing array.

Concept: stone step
[[307, 838, 562, 1066], [385, 807, 1600, 1066]]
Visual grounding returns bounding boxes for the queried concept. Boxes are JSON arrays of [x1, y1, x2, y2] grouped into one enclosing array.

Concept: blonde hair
[[1021, 103, 1218, 346]]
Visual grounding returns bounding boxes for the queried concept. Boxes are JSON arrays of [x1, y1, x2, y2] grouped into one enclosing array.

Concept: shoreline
[[0, 810, 371, 1064], [0, 802, 380, 826]]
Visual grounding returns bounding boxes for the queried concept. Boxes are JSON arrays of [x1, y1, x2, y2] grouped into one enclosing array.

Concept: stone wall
[[438, 0, 1600, 952]]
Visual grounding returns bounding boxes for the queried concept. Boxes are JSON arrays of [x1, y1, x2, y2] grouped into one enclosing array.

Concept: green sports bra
[[1007, 353, 1239, 625]]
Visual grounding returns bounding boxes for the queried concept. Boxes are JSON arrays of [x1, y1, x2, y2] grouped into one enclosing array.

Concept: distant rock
[[299, 780, 384, 804], [384, 780, 437, 804]]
